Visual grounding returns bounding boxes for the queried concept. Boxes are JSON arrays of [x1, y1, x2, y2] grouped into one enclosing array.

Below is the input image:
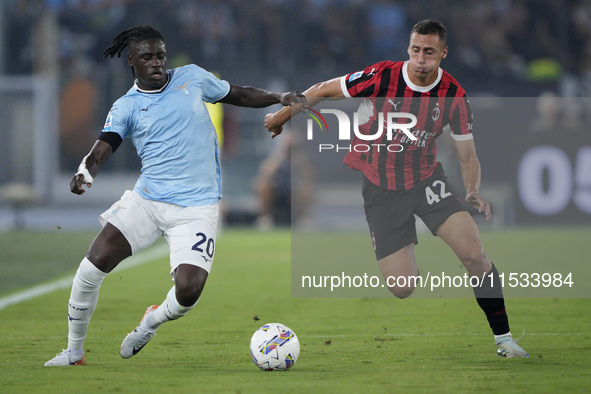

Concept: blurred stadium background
[[0, 0, 590, 231]]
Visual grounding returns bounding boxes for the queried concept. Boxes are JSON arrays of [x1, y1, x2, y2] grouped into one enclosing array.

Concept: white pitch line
[[0, 242, 169, 311]]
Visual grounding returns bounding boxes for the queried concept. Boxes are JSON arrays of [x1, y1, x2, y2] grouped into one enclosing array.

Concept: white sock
[[67, 258, 107, 355], [147, 286, 198, 331]]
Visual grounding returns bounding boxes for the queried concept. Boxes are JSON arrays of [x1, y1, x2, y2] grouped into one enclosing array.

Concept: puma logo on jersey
[[388, 99, 401, 110]]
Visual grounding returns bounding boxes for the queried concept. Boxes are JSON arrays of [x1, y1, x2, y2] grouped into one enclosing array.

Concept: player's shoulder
[[346, 60, 402, 84], [111, 89, 136, 110], [173, 64, 199, 74], [440, 68, 467, 96], [109, 83, 148, 117], [366, 60, 403, 74], [171, 64, 224, 85], [172, 64, 210, 78]]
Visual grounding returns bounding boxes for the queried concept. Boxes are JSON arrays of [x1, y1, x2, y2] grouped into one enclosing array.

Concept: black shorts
[[362, 163, 468, 260]]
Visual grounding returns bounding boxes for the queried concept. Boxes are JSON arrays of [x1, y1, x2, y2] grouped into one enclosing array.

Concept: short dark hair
[[410, 19, 447, 46], [102, 25, 164, 59]]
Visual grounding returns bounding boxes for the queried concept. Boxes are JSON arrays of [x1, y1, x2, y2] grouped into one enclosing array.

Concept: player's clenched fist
[[265, 112, 284, 139], [70, 173, 92, 195]]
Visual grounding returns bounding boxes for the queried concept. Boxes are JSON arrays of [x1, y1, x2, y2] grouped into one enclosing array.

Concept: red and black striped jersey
[[340, 60, 473, 191]]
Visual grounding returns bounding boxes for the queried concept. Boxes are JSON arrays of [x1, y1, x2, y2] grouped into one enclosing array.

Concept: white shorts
[[99, 190, 219, 274]]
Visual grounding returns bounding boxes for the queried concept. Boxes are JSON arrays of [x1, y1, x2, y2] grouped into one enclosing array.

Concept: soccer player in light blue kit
[[45, 25, 304, 366]]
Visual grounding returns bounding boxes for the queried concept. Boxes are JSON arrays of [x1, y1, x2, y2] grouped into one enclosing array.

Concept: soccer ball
[[249, 323, 300, 371]]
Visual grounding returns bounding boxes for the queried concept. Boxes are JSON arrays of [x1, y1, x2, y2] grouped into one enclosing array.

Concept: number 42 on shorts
[[425, 180, 452, 205]]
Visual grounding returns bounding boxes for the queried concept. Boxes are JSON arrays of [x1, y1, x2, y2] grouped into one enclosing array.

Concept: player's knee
[[175, 284, 202, 307], [85, 251, 118, 273], [389, 284, 415, 299], [174, 265, 208, 306], [459, 248, 488, 276], [86, 224, 131, 273]]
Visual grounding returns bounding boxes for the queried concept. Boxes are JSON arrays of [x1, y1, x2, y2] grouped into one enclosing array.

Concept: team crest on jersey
[[432, 102, 441, 121], [348, 71, 363, 82], [175, 81, 191, 95]]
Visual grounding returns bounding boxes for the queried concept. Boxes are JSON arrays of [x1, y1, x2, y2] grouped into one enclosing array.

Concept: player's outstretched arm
[[264, 76, 345, 138], [70, 140, 113, 195], [219, 85, 306, 108], [453, 138, 491, 220]]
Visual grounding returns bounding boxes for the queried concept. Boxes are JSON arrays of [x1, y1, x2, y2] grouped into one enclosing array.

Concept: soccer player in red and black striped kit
[[265, 19, 528, 358]]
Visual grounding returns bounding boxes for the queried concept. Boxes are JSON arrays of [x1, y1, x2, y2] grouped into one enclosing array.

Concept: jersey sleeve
[[196, 66, 231, 104], [340, 61, 393, 98], [448, 94, 474, 141], [101, 99, 132, 140]]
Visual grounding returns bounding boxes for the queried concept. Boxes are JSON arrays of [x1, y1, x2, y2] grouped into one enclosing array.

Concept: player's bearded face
[[128, 39, 168, 90], [407, 33, 448, 86]]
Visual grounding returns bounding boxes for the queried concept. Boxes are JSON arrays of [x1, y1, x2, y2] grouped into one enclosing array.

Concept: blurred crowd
[[6, 0, 591, 95]]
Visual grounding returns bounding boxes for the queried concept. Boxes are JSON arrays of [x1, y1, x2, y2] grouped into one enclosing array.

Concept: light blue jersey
[[102, 65, 230, 206]]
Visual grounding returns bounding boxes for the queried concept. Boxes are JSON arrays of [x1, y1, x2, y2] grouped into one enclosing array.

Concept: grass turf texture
[[0, 228, 589, 393], [0, 231, 97, 295]]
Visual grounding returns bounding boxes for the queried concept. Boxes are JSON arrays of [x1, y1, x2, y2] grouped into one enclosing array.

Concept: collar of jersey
[[133, 71, 172, 94], [402, 61, 442, 92]]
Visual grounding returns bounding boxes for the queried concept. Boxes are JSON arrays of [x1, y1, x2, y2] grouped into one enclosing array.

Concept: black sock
[[472, 263, 510, 336]]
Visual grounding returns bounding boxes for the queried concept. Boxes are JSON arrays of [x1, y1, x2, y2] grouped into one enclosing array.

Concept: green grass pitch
[[0, 228, 589, 392]]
